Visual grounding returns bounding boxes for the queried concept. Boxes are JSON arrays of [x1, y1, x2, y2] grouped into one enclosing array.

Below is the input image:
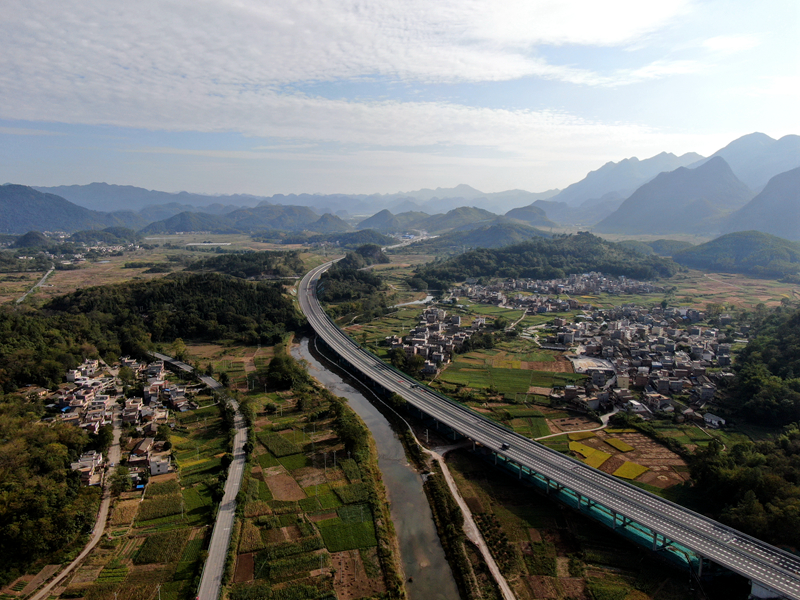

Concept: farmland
[[227, 348, 403, 600]]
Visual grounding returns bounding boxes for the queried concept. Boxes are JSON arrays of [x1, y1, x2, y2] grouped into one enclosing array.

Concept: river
[[292, 337, 461, 600]]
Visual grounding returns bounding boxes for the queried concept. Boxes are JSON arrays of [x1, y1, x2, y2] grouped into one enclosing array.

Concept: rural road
[[29, 407, 123, 600], [150, 352, 249, 600], [16, 265, 54, 304]]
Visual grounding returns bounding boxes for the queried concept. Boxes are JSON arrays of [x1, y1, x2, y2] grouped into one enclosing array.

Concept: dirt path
[[428, 448, 516, 600], [244, 347, 259, 374], [335, 374, 516, 600], [703, 273, 743, 289]]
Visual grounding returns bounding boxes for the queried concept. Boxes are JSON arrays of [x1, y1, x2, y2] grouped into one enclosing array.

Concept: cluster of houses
[[544, 303, 740, 426], [455, 273, 664, 314], [42, 357, 197, 486], [385, 306, 486, 375]]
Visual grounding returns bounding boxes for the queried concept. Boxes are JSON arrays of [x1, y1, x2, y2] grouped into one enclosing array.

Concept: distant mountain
[[723, 167, 800, 240], [416, 207, 498, 233], [34, 182, 260, 213], [0, 184, 145, 233], [404, 222, 550, 252], [139, 211, 238, 235], [356, 209, 429, 233], [549, 151, 704, 207], [504, 204, 558, 228], [673, 231, 800, 278], [138, 202, 200, 223], [225, 205, 320, 231], [140, 204, 326, 234], [593, 157, 754, 235], [305, 213, 354, 233], [691, 133, 800, 191], [357, 209, 401, 232]]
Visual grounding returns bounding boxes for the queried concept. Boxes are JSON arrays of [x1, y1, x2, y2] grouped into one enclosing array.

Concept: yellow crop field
[[613, 462, 649, 480]]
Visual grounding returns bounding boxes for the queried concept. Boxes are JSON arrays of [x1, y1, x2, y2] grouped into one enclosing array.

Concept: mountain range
[[593, 157, 754, 235], [6, 132, 798, 241]]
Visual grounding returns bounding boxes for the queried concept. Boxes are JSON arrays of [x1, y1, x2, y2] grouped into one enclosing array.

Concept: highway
[[151, 352, 248, 600], [299, 261, 800, 600]]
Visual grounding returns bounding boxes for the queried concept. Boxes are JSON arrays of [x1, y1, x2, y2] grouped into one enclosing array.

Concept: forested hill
[[730, 306, 800, 425], [187, 250, 305, 279], [0, 273, 301, 392], [672, 231, 800, 279], [411, 232, 678, 288], [687, 307, 800, 547]]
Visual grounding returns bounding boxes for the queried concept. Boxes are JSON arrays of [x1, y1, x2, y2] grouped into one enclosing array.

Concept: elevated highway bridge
[[299, 261, 800, 600]]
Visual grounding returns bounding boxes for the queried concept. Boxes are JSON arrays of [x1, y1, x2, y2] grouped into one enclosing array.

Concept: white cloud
[[1, 0, 691, 96], [703, 34, 760, 54]]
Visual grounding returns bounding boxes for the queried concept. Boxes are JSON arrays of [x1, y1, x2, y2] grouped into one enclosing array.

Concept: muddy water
[[292, 337, 461, 600]]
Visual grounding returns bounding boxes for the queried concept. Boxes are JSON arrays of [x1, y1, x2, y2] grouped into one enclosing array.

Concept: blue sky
[[1, 0, 797, 196]]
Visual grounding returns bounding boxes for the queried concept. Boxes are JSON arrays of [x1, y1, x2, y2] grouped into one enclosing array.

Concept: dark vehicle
[[501, 442, 510, 450]]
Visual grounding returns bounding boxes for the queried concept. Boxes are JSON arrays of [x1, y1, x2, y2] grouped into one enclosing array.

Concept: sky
[[1, 0, 798, 196]]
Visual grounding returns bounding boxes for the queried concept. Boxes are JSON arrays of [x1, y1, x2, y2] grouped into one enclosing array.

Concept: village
[[386, 272, 737, 431], [41, 356, 201, 488]]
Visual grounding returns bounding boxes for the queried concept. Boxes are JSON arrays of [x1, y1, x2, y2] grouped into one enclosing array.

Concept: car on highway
[[500, 442, 510, 450]]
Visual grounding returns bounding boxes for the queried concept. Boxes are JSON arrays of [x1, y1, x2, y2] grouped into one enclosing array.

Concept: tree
[[118, 366, 135, 386], [171, 337, 187, 361], [218, 371, 230, 387], [91, 425, 114, 453], [110, 465, 132, 495], [155, 424, 171, 443]]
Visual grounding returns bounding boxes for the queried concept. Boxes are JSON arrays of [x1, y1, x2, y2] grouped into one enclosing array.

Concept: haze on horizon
[[1, 0, 798, 197]]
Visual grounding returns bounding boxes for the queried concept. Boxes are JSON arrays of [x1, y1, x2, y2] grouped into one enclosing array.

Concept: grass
[[137, 493, 183, 522], [319, 521, 378, 552], [145, 480, 181, 498], [173, 538, 204, 581], [256, 452, 280, 469], [568, 432, 596, 441], [134, 528, 191, 564], [613, 462, 649, 480], [333, 483, 369, 504], [279, 453, 311, 471], [182, 484, 214, 526], [258, 432, 302, 457]]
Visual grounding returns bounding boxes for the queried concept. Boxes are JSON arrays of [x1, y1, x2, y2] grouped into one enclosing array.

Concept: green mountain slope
[[503, 204, 557, 228], [306, 213, 354, 233], [416, 206, 498, 233], [673, 231, 800, 278]]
